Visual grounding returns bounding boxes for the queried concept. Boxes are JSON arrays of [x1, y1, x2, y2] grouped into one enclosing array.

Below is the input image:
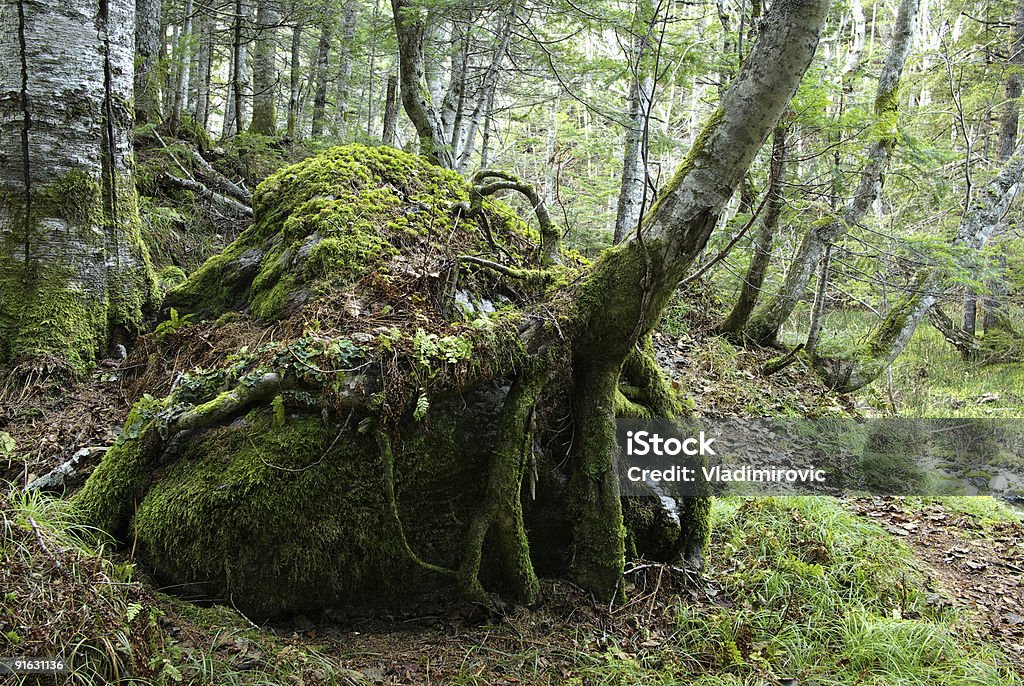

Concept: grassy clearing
[[4, 487, 1018, 685]]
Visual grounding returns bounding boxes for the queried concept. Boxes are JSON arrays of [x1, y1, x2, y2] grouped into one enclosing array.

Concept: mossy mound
[[75, 145, 588, 616], [165, 143, 546, 324]]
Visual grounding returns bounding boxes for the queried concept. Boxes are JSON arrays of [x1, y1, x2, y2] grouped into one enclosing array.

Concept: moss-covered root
[[567, 361, 626, 602], [620, 336, 683, 418], [458, 371, 546, 608], [73, 371, 294, 538], [71, 423, 162, 537], [377, 431, 457, 579]]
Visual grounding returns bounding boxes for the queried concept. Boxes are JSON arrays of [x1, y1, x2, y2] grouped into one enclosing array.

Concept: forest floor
[[2, 323, 1024, 684], [850, 496, 1024, 673]]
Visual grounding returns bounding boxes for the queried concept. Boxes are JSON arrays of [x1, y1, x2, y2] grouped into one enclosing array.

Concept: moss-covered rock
[[75, 144, 699, 616]]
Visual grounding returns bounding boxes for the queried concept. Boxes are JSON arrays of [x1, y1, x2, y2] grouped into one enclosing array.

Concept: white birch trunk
[[0, 0, 154, 373]]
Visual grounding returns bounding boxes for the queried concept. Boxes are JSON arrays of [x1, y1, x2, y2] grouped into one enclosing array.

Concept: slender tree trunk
[[718, 123, 789, 334], [381, 72, 400, 146], [480, 87, 495, 168], [998, 1, 1024, 163], [332, 0, 358, 136], [962, 292, 978, 336], [286, 18, 303, 138], [613, 75, 653, 243], [456, 7, 513, 173], [194, 0, 213, 128], [170, 0, 194, 130], [984, 251, 1009, 333], [741, 0, 919, 345], [223, 39, 238, 137], [0, 0, 155, 373], [135, 0, 162, 124], [249, 0, 280, 135], [391, 0, 454, 167], [805, 245, 832, 356], [310, 18, 333, 137], [224, 0, 252, 137]]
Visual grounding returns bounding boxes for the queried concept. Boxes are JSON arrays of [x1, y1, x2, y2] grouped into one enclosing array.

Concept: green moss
[[0, 168, 156, 372], [81, 388, 502, 616], [0, 260, 108, 373], [165, 144, 484, 322], [156, 265, 187, 292]]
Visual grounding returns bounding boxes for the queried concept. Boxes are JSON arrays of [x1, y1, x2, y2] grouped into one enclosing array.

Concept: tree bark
[[332, 0, 358, 135], [135, 0, 162, 125], [998, 1, 1024, 163], [0, 0, 155, 374], [169, 0, 194, 131], [194, 0, 213, 128], [391, 0, 454, 168], [382, 71, 400, 146], [286, 16, 302, 138], [718, 123, 788, 335], [249, 0, 280, 135], [564, 0, 829, 595], [613, 75, 653, 244], [741, 0, 919, 345], [804, 245, 832, 357], [310, 16, 333, 137], [456, 7, 513, 173]]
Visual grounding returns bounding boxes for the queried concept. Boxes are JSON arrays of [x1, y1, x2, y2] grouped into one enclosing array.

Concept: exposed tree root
[[458, 369, 546, 608]]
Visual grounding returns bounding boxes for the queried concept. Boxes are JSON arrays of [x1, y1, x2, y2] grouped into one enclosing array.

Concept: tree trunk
[[135, 0, 162, 125], [962, 292, 978, 336], [194, 0, 213, 128], [249, 0, 280, 135], [983, 251, 1009, 333], [455, 7, 513, 173], [804, 245, 832, 357], [741, 0, 919, 345], [310, 18, 332, 137], [718, 122, 788, 335], [439, 29, 469, 153], [286, 17, 302, 138], [332, 0, 358, 136], [381, 71, 400, 146], [169, 0, 194, 131], [391, 0, 454, 168], [565, 0, 829, 594], [225, 0, 252, 137], [612, 73, 652, 244], [816, 146, 1024, 392], [0, 0, 155, 374], [998, 1, 1024, 163]]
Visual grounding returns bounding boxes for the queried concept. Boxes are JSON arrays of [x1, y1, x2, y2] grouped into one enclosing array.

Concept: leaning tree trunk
[[391, 0, 455, 168], [740, 0, 918, 346], [455, 6, 513, 173], [0, 0, 155, 374], [135, 0, 162, 125], [815, 146, 1024, 392], [718, 122, 789, 335], [249, 0, 280, 135], [563, 0, 829, 594]]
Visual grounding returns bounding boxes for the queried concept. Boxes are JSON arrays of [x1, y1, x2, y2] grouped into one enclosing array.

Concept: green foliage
[[154, 308, 195, 340]]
